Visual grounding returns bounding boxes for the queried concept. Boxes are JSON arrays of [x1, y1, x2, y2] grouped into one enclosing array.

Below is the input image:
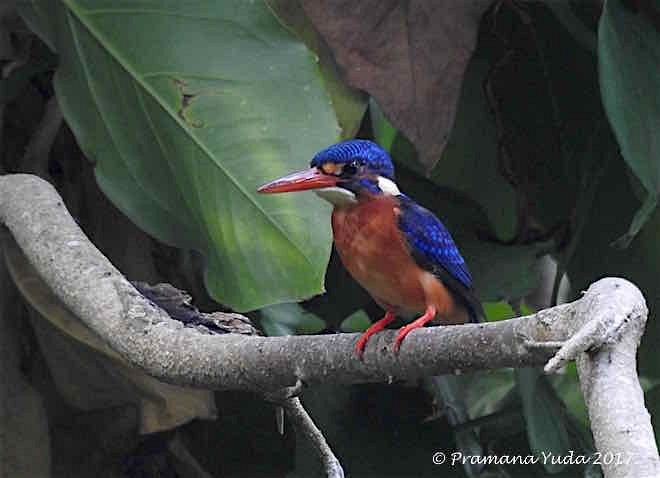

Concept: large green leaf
[[339, 309, 371, 333], [599, 0, 660, 246], [20, 0, 342, 311], [265, 0, 368, 139]]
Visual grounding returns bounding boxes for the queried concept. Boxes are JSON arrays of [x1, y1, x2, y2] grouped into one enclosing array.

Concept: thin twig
[[281, 397, 344, 478]]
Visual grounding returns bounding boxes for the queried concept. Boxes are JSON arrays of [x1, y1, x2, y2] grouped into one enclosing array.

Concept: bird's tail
[[463, 290, 486, 324]]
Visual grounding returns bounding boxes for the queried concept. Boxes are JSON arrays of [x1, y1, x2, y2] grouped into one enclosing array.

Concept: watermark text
[[432, 450, 634, 467]]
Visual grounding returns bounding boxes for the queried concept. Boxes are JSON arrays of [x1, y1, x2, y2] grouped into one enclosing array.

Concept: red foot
[[393, 305, 437, 353], [355, 311, 396, 359]]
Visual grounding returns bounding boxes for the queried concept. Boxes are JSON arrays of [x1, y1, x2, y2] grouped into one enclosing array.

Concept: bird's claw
[[393, 328, 409, 353], [393, 304, 437, 353], [354, 310, 397, 360], [354, 336, 368, 360]]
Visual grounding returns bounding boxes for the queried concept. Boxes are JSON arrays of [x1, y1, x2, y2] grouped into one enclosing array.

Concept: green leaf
[[23, 0, 343, 311], [295, 313, 326, 335], [339, 309, 371, 333], [265, 0, 367, 139], [462, 239, 545, 303], [369, 99, 397, 152], [641, 376, 660, 393], [483, 301, 515, 322], [519, 301, 535, 317], [517, 368, 572, 473], [259, 317, 294, 337], [599, 0, 660, 244], [259, 303, 326, 336], [549, 363, 589, 427], [466, 369, 516, 419]]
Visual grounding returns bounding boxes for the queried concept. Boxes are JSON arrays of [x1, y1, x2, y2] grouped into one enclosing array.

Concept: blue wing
[[396, 195, 472, 289]]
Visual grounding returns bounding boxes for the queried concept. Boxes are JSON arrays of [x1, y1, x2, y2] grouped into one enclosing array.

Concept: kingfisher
[[258, 140, 483, 357]]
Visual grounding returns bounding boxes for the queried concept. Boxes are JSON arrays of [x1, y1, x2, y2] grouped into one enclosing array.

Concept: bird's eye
[[342, 160, 360, 176]]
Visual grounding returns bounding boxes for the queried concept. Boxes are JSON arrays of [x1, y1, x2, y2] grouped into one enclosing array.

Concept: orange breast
[[331, 196, 466, 322]]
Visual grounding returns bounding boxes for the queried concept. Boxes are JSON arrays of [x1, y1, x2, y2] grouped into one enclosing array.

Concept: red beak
[[257, 167, 339, 194]]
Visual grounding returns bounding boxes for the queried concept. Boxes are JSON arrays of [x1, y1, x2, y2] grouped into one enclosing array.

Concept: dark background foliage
[[1, 0, 658, 477]]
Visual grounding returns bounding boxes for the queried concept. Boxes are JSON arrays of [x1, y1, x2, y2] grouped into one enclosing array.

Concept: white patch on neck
[[377, 176, 401, 196], [314, 187, 357, 206]]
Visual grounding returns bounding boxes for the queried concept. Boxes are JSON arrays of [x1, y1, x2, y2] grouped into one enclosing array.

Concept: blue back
[[396, 195, 472, 289]]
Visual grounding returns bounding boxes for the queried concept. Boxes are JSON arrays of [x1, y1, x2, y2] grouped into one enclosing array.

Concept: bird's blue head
[[258, 140, 399, 204], [311, 140, 394, 181]]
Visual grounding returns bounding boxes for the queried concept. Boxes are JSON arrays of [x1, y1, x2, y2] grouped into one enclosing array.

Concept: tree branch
[[281, 396, 344, 478], [264, 381, 343, 477], [0, 174, 658, 477]]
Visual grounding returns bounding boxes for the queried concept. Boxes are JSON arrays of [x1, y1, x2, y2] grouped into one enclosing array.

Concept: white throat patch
[[377, 176, 401, 196], [314, 177, 401, 205], [314, 187, 357, 206]]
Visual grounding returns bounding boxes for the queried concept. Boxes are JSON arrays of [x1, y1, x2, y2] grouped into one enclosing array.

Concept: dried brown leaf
[[301, 0, 493, 169]]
